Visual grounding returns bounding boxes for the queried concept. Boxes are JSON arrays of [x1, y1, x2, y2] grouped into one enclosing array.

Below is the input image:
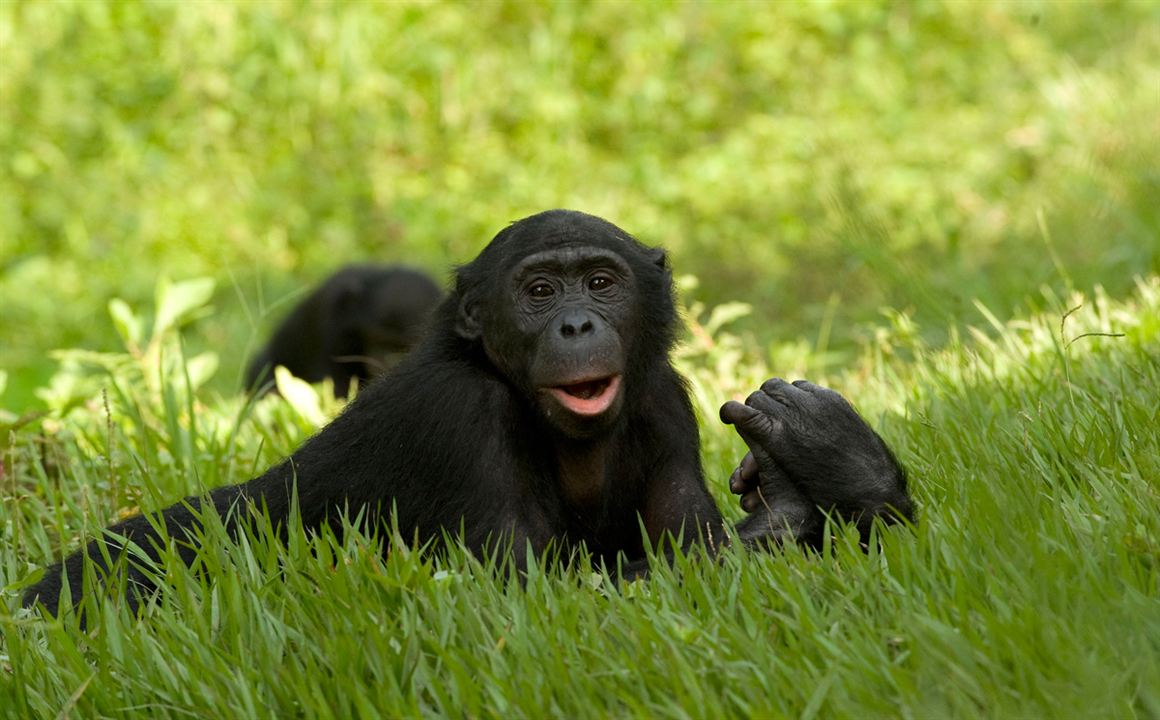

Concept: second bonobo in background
[[245, 265, 443, 397]]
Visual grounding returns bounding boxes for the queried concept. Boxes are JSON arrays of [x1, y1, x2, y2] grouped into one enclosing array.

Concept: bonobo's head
[[454, 210, 677, 439], [359, 269, 444, 356], [330, 266, 444, 375]]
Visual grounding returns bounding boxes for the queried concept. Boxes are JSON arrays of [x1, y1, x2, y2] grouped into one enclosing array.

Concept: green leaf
[[185, 351, 220, 390], [153, 277, 216, 339], [274, 366, 325, 425], [108, 298, 144, 349], [705, 302, 752, 335]]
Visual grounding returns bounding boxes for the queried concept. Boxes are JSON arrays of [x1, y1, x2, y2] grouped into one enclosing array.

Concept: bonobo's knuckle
[[739, 452, 758, 480], [791, 379, 822, 394], [728, 466, 747, 493], [745, 389, 782, 415], [738, 411, 777, 438], [730, 459, 760, 495], [761, 377, 815, 407], [817, 385, 852, 407], [741, 490, 764, 513], [729, 467, 745, 494], [760, 377, 787, 395]]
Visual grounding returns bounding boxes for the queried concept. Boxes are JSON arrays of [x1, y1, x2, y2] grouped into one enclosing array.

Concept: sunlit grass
[[2, 280, 1157, 717]]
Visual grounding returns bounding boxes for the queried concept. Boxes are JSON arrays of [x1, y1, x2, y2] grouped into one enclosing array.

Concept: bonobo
[[24, 210, 913, 616], [245, 265, 443, 397]]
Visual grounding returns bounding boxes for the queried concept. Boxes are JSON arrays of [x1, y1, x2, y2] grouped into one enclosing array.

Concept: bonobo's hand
[[720, 378, 913, 545], [718, 422, 822, 546]]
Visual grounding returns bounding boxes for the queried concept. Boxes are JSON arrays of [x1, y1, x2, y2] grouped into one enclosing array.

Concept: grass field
[[2, 279, 1157, 718], [2, 2, 1159, 718]]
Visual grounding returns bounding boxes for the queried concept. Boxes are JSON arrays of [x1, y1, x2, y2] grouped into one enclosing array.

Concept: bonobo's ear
[[648, 247, 669, 270], [456, 292, 483, 340]]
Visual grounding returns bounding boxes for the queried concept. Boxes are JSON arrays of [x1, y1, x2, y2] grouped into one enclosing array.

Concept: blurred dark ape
[[26, 210, 913, 618], [244, 265, 443, 397]]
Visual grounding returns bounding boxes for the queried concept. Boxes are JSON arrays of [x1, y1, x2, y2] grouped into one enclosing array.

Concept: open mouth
[[547, 375, 622, 417]]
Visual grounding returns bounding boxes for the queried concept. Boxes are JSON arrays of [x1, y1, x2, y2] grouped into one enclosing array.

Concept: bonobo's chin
[[537, 374, 624, 439]]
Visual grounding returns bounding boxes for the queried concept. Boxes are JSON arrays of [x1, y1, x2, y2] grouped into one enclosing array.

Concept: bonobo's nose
[[558, 309, 595, 339]]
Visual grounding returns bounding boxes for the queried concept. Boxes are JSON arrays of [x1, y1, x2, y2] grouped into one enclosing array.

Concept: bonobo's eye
[[588, 274, 615, 292], [528, 282, 555, 299]]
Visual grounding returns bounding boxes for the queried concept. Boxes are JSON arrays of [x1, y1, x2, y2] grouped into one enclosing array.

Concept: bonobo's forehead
[[511, 246, 632, 279], [476, 209, 647, 269]]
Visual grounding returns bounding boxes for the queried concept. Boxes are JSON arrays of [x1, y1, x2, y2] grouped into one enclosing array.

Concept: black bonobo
[[24, 210, 913, 616], [245, 265, 443, 397]]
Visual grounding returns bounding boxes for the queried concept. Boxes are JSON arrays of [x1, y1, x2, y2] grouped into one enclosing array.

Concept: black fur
[[245, 265, 443, 397], [24, 210, 912, 617]]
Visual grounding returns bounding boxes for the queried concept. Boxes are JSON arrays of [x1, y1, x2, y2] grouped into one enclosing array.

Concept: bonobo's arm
[[720, 378, 914, 547], [641, 460, 728, 552], [21, 484, 249, 617]]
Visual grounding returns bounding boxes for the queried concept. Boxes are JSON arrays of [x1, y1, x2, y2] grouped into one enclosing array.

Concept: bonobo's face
[[487, 245, 636, 438], [457, 210, 675, 440]]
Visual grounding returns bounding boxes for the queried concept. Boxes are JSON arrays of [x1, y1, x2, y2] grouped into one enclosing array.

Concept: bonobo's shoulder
[[359, 349, 510, 407], [339, 355, 524, 454]]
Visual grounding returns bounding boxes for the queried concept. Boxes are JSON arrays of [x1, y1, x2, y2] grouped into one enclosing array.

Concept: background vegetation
[[1, 1, 1158, 717], [3, 0, 1158, 407]]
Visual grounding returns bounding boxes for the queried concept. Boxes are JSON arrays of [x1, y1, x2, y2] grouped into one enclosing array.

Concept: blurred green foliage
[[1, 0, 1158, 410]]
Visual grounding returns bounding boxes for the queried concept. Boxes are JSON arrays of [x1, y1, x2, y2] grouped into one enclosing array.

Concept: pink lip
[[546, 375, 622, 417]]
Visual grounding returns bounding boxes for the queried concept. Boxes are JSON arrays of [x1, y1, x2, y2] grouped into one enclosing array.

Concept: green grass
[[2, 280, 1157, 718]]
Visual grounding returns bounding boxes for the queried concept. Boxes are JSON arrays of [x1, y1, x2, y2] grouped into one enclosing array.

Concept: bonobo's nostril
[[559, 312, 595, 339]]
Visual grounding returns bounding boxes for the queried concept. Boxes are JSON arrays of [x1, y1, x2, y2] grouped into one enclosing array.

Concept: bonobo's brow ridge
[[512, 247, 633, 278]]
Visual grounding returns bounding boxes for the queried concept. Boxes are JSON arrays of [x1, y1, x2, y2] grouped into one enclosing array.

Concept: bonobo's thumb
[[720, 401, 780, 443], [720, 400, 780, 466], [719, 400, 757, 426]]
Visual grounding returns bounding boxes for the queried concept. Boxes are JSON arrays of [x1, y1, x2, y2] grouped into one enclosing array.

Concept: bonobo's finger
[[729, 452, 759, 494], [791, 379, 848, 406], [721, 400, 790, 465], [790, 379, 821, 393], [738, 460, 794, 512], [722, 402, 784, 450], [760, 375, 807, 398], [719, 399, 758, 426], [760, 377, 810, 404], [740, 488, 765, 513], [745, 387, 785, 414]]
